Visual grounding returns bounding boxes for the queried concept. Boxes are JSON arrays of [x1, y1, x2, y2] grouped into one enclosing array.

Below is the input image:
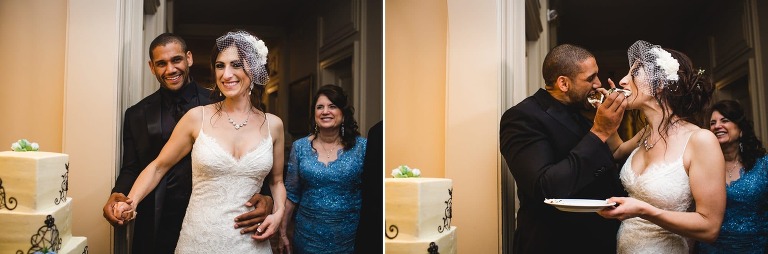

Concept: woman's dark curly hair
[[710, 100, 767, 172], [311, 84, 360, 151]]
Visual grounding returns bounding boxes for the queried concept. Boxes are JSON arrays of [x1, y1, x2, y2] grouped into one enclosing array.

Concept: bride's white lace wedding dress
[[617, 136, 694, 254], [175, 112, 274, 253]]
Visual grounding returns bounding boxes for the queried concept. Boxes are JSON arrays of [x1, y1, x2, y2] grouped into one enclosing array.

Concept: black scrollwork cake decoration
[[428, 242, 440, 254], [54, 163, 69, 205], [16, 215, 61, 254], [438, 188, 452, 233], [82, 246, 89, 254], [0, 177, 18, 210], [385, 221, 399, 239]]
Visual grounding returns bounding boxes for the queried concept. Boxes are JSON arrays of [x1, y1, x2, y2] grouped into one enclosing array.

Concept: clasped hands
[[102, 192, 134, 226], [102, 192, 276, 239], [112, 199, 137, 222]]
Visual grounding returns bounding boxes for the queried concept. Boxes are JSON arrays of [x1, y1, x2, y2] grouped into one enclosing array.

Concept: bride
[[598, 40, 725, 253], [114, 30, 285, 253]]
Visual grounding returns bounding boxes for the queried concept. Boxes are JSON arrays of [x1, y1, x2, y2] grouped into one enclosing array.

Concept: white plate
[[544, 199, 616, 212]]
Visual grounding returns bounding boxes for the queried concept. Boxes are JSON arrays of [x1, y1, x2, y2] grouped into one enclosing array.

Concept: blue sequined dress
[[285, 136, 367, 254], [696, 155, 768, 254]]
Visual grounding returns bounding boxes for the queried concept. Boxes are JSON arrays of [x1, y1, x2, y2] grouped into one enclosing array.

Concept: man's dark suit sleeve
[[260, 177, 272, 196], [500, 108, 616, 202], [112, 107, 141, 194], [354, 120, 382, 254]]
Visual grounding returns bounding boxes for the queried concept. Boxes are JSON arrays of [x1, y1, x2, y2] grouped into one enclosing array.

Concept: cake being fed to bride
[[385, 165, 457, 254], [0, 140, 88, 253]]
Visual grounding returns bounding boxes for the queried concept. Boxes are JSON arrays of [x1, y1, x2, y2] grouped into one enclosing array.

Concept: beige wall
[[63, 1, 122, 253], [386, 0, 503, 252], [0, 1, 118, 253], [0, 0, 67, 151], [385, 0, 448, 178], [445, 0, 502, 252]]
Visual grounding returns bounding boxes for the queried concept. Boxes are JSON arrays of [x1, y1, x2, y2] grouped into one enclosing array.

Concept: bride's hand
[[251, 213, 281, 241], [113, 201, 136, 221], [597, 197, 654, 220]]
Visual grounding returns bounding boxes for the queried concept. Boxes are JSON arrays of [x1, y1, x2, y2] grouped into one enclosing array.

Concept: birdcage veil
[[627, 40, 680, 96], [215, 30, 269, 87]]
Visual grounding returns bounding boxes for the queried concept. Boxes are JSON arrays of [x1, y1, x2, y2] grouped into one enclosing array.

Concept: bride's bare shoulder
[[686, 128, 720, 154], [265, 113, 284, 128]]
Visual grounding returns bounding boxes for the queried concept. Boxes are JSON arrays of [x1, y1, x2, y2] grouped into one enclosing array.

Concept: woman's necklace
[[726, 161, 741, 180], [223, 106, 250, 130], [319, 139, 339, 159]]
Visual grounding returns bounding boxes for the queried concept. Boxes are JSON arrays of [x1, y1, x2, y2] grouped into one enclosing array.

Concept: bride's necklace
[[641, 135, 661, 151], [223, 106, 250, 130], [640, 122, 679, 151]]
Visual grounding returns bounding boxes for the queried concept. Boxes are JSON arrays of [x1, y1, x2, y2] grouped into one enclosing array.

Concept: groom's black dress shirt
[[113, 81, 214, 254]]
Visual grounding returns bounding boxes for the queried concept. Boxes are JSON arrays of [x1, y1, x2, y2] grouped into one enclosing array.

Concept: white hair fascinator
[[627, 40, 680, 96], [215, 31, 270, 87]]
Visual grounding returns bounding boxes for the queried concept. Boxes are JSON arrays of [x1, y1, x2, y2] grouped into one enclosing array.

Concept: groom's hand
[[591, 79, 628, 142], [103, 192, 132, 227], [234, 193, 274, 234]]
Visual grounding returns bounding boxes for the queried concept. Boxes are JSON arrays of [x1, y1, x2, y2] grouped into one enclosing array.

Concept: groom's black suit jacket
[[112, 82, 215, 254], [500, 89, 625, 254]]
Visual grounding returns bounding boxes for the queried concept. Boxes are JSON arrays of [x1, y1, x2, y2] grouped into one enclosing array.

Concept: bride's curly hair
[[658, 48, 714, 127], [641, 48, 714, 144]]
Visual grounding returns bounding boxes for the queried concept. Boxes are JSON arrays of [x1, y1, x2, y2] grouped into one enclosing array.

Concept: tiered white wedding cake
[[385, 167, 456, 254], [0, 150, 88, 253]]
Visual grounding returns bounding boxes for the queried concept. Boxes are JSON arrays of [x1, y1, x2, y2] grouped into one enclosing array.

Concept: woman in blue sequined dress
[[696, 100, 768, 253], [279, 84, 367, 254]]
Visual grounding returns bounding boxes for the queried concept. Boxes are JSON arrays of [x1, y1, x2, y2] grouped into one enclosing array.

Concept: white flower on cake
[[11, 139, 39, 152], [651, 47, 679, 82], [391, 165, 421, 178]]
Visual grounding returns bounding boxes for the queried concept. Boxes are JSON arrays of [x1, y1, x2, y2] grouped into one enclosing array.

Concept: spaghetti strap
[[265, 113, 272, 139], [680, 130, 696, 157], [200, 106, 205, 132]]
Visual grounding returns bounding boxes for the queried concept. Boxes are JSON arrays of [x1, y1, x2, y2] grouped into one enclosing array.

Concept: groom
[[499, 44, 627, 253], [102, 33, 272, 254]]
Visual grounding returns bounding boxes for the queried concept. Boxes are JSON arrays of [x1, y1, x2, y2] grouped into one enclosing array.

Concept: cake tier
[[0, 151, 70, 213], [385, 178, 453, 240], [0, 197, 83, 253], [59, 236, 88, 254], [386, 226, 457, 254]]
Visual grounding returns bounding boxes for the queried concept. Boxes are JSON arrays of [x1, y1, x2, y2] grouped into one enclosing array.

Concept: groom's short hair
[[542, 44, 595, 87]]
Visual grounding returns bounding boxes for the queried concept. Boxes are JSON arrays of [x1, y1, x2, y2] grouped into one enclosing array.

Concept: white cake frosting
[[385, 178, 457, 254], [385, 226, 456, 254], [0, 151, 88, 254]]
